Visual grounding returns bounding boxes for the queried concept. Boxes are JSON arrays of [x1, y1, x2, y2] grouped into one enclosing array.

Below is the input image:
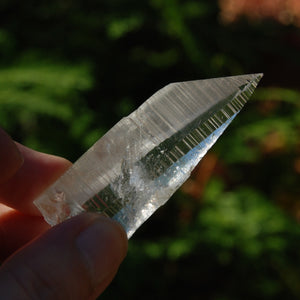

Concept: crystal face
[[34, 74, 263, 238]]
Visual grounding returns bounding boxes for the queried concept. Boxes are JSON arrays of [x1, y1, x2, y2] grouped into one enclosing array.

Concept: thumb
[[0, 213, 128, 300]]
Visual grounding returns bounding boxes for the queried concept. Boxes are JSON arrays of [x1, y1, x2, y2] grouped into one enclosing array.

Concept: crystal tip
[[252, 73, 264, 80]]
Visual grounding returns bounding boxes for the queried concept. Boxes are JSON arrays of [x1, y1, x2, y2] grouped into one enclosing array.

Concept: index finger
[[0, 143, 71, 215]]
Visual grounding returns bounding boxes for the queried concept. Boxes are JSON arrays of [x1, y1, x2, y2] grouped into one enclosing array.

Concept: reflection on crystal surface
[[110, 113, 237, 237], [34, 74, 263, 238]]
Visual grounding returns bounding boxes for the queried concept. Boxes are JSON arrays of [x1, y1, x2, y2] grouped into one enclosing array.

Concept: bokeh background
[[1, 0, 300, 299]]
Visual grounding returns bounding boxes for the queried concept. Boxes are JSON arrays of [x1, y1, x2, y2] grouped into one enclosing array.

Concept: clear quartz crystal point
[[34, 73, 263, 238]]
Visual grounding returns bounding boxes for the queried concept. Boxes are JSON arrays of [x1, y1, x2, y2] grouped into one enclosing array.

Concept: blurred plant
[[103, 181, 300, 299], [0, 58, 97, 159]]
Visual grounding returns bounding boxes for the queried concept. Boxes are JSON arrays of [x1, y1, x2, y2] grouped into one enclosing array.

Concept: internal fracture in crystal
[[34, 74, 263, 238]]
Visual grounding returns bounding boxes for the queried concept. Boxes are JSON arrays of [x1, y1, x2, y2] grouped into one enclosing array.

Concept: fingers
[[0, 204, 50, 262], [0, 213, 128, 300], [0, 143, 72, 215], [0, 128, 24, 184]]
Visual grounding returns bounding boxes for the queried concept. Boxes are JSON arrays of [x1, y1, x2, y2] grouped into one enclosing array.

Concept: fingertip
[[0, 143, 72, 215], [16, 143, 72, 174], [76, 214, 128, 286]]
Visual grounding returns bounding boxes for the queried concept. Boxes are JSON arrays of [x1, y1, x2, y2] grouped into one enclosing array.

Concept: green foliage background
[[1, 1, 300, 299]]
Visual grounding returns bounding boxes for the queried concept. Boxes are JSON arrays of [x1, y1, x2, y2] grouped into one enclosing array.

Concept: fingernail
[[76, 215, 127, 284]]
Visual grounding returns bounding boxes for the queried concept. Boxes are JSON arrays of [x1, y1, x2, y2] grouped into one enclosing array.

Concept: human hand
[[0, 128, 128, 299]]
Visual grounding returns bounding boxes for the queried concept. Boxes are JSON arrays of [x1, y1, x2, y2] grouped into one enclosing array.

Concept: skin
[[0, 127, 128, 299]]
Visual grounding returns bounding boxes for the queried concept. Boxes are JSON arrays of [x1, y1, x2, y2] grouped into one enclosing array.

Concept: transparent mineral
[[34, 74, 263, 238]]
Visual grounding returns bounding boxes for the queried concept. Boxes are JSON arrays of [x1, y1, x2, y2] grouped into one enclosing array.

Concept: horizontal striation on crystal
[[34, 73, 263, 238]]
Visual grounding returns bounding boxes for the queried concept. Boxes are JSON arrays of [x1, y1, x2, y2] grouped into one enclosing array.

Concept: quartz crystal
[[34, 74, 263, 238]]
